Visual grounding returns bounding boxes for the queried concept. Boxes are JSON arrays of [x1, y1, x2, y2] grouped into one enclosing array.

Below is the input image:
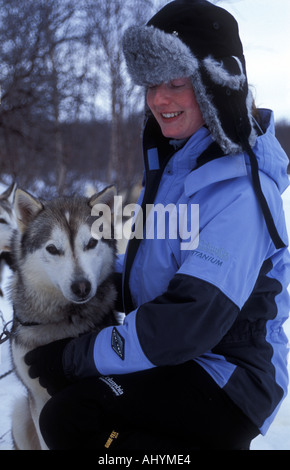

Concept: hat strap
[[241, 136, 286, 250]]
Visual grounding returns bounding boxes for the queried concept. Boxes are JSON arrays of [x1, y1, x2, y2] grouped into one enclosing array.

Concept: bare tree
[[83, 0, 156, 189], [0, 0, 96, 193], [0, 0, 47, 178], [40, 0, 89, 193], [0, 0, 172, 193]]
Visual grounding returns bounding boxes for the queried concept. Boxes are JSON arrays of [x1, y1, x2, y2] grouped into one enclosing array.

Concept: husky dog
[[9, 186, 118, 450], [0, 182, 17, 295]]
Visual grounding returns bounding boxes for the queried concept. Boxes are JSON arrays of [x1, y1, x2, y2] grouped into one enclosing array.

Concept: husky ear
[[0, 181, 17, 203], [14, 189, 44, 233], [88, 185, 117, 212], [8, 182, 17, 204]]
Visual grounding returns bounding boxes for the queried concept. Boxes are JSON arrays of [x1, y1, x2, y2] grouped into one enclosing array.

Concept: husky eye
[[0, 218, 8, 224], [85, 238, 98, 250], [46, 244, 61, 256]]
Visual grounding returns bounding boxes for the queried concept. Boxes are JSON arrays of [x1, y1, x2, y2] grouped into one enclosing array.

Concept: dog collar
[[14, 314, 41, 327]]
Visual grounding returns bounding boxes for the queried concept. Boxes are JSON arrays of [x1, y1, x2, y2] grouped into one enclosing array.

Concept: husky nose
[[71, 279, 91, 298]]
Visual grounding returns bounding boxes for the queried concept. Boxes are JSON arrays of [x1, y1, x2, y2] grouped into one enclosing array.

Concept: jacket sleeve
[[62, 274, 239, 378], [132, 274, 240, 366]]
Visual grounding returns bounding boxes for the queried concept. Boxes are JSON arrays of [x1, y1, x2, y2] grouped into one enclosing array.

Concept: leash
[[0, 314, 14, 380], [0, 369, 13, 380], [0, 317, 13, 345]]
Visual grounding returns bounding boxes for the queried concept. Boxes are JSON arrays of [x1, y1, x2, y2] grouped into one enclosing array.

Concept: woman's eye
[[46, 244, 61, 256], [85, 238, 98, 250], [170, 79, 186, 88]]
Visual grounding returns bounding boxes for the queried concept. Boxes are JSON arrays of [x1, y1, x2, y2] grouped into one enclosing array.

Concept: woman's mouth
[[161, 111, 183, 120]]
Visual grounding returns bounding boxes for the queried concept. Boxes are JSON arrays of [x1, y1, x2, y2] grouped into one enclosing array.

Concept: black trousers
[[39, 361, 259, 450]]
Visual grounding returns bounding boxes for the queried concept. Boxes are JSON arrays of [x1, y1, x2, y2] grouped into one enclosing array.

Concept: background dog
[[0, 182, 17, 295], [9, 186, 119, 450]]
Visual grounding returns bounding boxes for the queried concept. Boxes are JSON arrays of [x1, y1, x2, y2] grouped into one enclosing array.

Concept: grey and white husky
[[0, 182, 17, 295], [9, 186, 118, 450]]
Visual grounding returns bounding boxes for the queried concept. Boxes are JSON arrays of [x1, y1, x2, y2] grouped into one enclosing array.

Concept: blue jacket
[[65, 109, 290, 435]]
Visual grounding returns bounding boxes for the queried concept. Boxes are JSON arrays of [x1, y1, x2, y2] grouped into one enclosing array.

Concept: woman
[[26, 0, 290, 450]]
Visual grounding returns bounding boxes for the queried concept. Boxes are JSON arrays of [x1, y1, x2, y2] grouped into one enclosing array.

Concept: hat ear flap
[[203, 55, 246, 90], [194, 55, 254, 153]]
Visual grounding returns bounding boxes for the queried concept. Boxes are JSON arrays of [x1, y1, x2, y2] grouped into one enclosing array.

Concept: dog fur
[[0, 182, 17, 295], [9, 186, 119, 450]]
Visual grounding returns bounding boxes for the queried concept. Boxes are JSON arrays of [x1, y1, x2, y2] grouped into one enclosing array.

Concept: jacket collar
[[184, 152, 247, 196]]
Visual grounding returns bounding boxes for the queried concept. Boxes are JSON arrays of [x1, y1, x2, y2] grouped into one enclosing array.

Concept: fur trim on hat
[[202, 56, 246, 91], [123, 25, 199, 87]]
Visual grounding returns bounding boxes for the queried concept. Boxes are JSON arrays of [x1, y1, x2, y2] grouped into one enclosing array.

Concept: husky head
[[0, 182, 17, 252], [13, 186, 117, 307]]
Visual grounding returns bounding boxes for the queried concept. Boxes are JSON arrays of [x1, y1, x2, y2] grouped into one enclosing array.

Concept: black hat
[[122, 0, 256, 154]]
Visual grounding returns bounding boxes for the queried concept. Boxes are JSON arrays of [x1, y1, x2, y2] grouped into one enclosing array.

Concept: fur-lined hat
[[122, 0, 256, 155]]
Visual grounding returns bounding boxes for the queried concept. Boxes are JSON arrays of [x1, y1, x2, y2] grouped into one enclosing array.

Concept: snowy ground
[[0, 186, 289, 451]]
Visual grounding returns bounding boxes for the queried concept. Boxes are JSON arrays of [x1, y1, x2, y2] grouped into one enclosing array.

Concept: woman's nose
[[152, 84, 171, 106]]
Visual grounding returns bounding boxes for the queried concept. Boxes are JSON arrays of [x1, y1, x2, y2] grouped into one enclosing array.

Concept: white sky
[[217, 0, 290, 122]]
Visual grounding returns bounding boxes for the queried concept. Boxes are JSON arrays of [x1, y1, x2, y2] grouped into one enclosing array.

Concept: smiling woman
[[146, 77, 205, 139]]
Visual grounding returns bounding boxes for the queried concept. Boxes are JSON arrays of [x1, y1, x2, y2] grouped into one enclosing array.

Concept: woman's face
[[146, 77, 205, 140]]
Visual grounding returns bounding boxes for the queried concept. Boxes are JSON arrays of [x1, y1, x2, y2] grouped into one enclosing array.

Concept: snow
[[0, 185, 289, 451]]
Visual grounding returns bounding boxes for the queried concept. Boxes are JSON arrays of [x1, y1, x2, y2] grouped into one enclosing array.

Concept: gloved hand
[[24, 338, 73, 396]]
